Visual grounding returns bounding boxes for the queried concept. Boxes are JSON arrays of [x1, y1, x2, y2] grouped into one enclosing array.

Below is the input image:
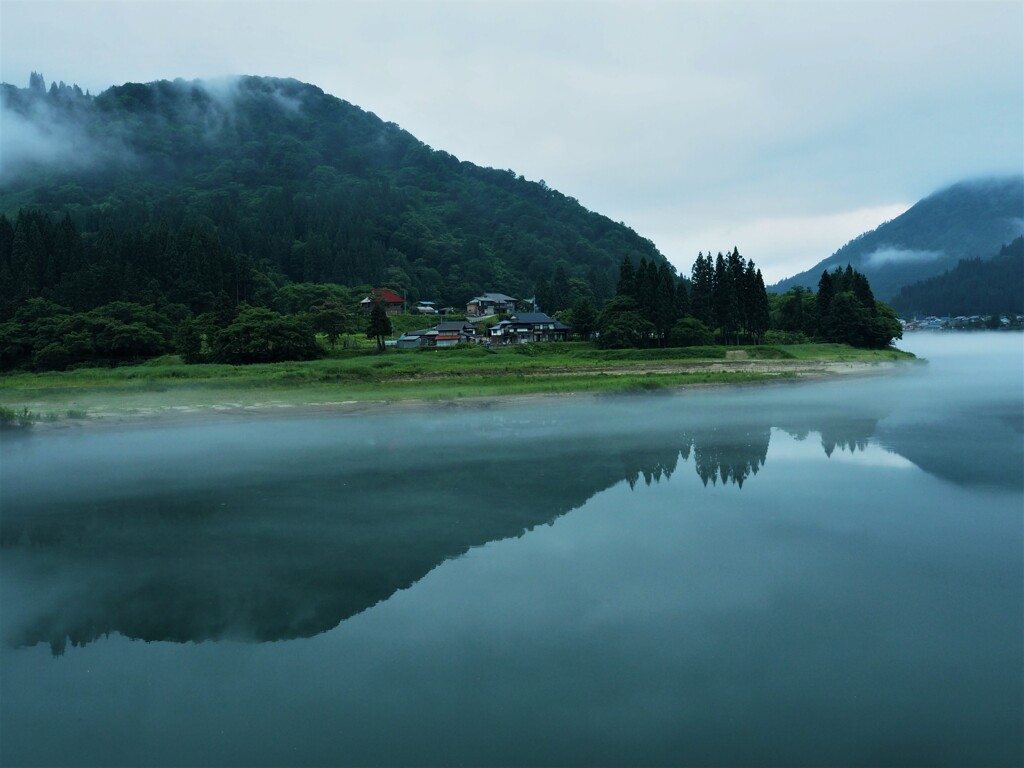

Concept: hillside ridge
[[0, 74, 665, 311], [771, 176, 1024, 300]]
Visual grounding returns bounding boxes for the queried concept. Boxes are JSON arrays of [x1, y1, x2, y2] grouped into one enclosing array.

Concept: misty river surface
[[1, 333, 1021, 767]]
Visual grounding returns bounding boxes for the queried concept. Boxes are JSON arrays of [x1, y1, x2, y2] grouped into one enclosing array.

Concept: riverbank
[[0, 343, 916, 431]]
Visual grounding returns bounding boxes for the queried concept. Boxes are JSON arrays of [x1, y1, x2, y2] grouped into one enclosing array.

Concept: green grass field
[[0, 342, 916, 425]]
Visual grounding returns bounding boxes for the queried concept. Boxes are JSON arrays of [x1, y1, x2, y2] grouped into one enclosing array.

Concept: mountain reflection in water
[[6, 369, 1010, 655]]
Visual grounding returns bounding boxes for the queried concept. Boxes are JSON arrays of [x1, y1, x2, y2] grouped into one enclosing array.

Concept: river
[[1, 332, 1021, 767]]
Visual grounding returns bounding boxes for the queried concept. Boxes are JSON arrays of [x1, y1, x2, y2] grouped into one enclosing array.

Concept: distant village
[[360, 289, 572, 348], [900, 314, 1024, 331], [361, 287, 1024, 350]]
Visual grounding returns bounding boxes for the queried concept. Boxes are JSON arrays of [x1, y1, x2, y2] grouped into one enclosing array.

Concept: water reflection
[[0, 391, 898, 653], [2, 340, 1021, 652]]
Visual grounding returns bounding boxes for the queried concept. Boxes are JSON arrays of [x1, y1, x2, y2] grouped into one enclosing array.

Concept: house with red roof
[[359, 288, 406, 315]]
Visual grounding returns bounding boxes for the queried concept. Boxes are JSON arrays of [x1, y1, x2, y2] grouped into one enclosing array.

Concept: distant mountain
[[0, 75, 666, 313], [771, 177, 1024, 301], [889, 236, 1024, 317]]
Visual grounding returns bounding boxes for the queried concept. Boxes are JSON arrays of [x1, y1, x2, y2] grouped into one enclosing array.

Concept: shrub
[[669, 317, 715, 347]]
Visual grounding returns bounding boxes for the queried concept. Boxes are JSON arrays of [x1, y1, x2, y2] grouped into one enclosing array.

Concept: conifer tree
[[690, 252, 714, 327], [616, 257, 637, 299], [675, 279, 690, 319], [551, 264, 571, 313], [366, 300, 392, 352], [713, 252, 739, 344], [749, 266, 770, 342], [652, 262, 678, 345], [816, 271, 834, 334]]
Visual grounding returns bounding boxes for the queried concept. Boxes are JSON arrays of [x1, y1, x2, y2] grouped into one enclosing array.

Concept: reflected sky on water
[[1, 332, 1021, 767]]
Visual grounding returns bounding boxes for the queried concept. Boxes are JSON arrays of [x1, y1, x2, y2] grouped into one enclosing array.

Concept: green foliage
[[598, 312, 656, 349], [771, 287, 818, 338], [1, 76, 668, 318], [891, 236, 1024, 316], [770, 266, 899, 348], [0, 299, 175, 371], [669, 317, 715, 347], [599, 248, 769, 350], [569, 297, 598, 340], [212, 307, 322, 364], [763, 329, 811, 345], [366, 301, 392, 352], [0, 405, 36, 429]]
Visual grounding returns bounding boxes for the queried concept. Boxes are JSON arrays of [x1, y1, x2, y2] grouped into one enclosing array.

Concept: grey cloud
[[0, 90, 125, 180], [864, 246, 944, 269]]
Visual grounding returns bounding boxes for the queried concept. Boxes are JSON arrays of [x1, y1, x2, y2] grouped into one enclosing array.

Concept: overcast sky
[[2, 0, 1021, 282]]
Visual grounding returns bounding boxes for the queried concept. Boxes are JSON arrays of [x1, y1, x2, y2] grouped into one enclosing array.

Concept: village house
[[466, 292, 519, 317], [489, 312, 571, 344], [360, 288, 406, 315], [396, 320, 478, 349]]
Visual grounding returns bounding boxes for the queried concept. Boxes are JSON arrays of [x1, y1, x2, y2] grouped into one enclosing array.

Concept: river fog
[[1, 332, 1021, 767]]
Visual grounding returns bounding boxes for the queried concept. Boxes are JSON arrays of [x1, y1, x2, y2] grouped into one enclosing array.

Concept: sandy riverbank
[[2, 359, 913, 435]]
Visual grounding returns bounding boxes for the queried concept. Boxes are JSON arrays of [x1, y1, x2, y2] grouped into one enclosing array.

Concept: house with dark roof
[[360, 288, 406, 315], [466, 292, 519, 317], [396, 321, 479, 349], [434, 321, 477, 337], [396, 329, 433, 349], [489, 312, 571, 344]]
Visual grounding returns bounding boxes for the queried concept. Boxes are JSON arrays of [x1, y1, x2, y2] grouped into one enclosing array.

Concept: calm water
[[1, 333, 1021, 767]]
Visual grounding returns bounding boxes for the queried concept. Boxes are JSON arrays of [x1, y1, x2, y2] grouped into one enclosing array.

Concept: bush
[[763, 329, 810, 345], [0, 405, 36, 429], [212, 308, 323, 364], [669, 317, 715, 347]]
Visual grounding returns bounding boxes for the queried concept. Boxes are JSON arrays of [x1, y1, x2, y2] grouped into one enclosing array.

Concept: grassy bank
[[0, 342, 915, 426]]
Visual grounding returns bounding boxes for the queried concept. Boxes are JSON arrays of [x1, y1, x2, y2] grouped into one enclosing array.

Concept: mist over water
[[1, 333, 1021, 767]]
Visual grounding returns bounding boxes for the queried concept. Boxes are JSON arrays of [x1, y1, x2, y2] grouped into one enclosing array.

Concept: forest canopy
[[0, 75, 664, 313], [0, 74, 902, 371]]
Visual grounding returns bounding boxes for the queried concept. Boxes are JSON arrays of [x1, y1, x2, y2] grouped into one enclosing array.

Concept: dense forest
[[1, 74, 664, 316], [890, 237, 1024, 317], [0, 73, 903, 371], [581, 250, 898, 351], [589, 249, 770, 348], [0, 209, 899, 371], [766, 265, 902, 349]]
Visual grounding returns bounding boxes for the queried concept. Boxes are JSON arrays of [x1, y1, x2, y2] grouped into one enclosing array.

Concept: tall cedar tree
[[690, 252, 715, 327], [366, 300, 393, 352]]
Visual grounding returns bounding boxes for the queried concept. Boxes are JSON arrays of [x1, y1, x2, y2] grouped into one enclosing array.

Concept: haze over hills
[[770, 177, 1024, 301], [0, 74, 666, 311], [890, 237, 1024, 317], [4, 74, 1019, 322]]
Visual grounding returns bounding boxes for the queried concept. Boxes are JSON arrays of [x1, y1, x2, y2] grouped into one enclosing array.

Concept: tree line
[[559, 250, 898, 350], [581, 249, 770, 348], [0, 214, 901, 371], [769, 265, 901, 348]]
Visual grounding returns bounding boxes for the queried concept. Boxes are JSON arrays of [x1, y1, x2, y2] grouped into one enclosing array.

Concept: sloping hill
[[890, 237, 1024, 316], [0, 75, 665, 311], [771, 177, 1024, 300]]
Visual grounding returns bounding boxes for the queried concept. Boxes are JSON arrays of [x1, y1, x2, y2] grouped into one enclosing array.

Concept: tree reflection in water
[[0, 386, 1000, 653]]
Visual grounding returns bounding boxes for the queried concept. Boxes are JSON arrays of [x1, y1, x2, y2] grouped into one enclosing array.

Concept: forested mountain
[[771, 177, 1024, 301], [0, 74, 665, 317], [890, 237, 1024, 317]]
